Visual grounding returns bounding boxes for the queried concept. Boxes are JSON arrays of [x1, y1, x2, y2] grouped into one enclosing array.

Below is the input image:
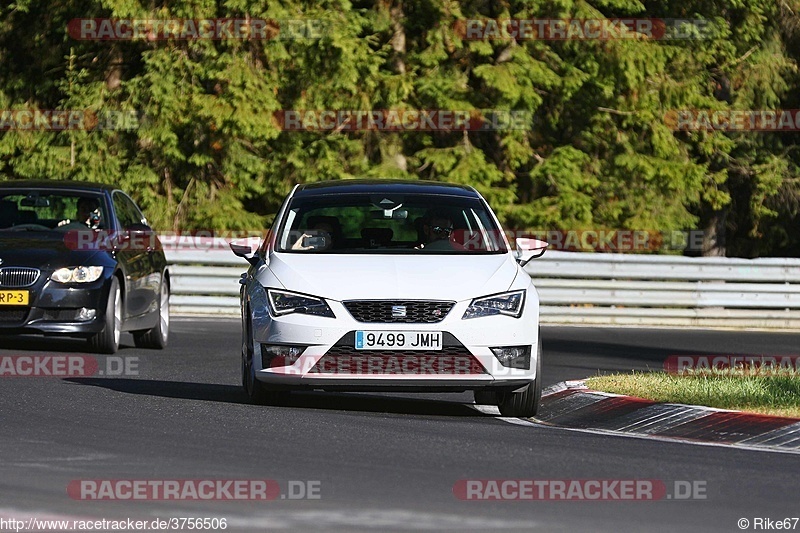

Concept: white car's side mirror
[[230, 238, 262, 266], [515, 237, 548, 266]]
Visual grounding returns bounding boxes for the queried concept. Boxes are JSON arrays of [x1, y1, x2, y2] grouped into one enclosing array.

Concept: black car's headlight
[[462, 290, 526, 319], [267, 289, 335, 318], [51, 266, 104, 283]]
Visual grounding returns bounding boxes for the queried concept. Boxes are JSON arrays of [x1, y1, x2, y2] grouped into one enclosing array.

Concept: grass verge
[[586, 371, 800, 418]]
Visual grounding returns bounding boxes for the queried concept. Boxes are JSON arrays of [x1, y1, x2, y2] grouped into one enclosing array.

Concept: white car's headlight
[[267, 289, 335, 318], [52, 266, 104, 283], [463, 290, 525, 319]]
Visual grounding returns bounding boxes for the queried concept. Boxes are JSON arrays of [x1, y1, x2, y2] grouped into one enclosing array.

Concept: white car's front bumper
[[248, 292, 540, 392]]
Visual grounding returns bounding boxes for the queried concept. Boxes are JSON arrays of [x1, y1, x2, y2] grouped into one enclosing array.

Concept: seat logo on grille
[[391, 305, 407, 318]]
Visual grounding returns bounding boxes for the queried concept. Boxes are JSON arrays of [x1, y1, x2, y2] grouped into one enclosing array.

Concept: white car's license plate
[[355, 331, 442, 350]]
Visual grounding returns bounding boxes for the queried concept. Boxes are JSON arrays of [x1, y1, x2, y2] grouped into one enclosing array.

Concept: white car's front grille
[[343, 300, 454, 323], [309, 348, 485, 375]]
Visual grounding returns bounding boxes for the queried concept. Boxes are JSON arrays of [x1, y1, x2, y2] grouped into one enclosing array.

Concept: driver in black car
[[58, 197, 101, 229]]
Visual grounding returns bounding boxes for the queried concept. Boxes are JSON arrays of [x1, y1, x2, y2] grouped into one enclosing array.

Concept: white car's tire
[[497, 338, 542, 417], [242, 314, 290, 406]]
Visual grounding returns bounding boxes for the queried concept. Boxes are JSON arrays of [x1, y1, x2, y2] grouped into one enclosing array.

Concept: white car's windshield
[[275, 193, 508, 254]]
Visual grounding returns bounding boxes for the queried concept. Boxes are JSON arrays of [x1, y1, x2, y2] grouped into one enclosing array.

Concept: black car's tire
[[242, 315, 290, 406], [497, 339, 542, 418], [88, 276, 121, 354], [133, 279, 170, 349]]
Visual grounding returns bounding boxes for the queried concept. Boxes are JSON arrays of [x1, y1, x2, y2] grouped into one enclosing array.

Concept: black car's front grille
[[343, 300, 455, 323], [0, 307, 29, 324], [0, 267, 40, 288], [42, 309, 78, 321]]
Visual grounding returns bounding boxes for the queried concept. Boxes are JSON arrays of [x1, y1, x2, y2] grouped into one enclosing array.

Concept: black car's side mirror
[[118, 223, 157, 252], [126, 222, 152, 232]]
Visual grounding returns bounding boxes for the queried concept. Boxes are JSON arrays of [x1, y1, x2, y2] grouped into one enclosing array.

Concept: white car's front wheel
[[497, 339, 542, 418], [242, 313, 290, 406]]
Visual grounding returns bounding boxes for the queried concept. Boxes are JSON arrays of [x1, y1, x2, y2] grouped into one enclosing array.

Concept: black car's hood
[[0, 231, 104, 269]]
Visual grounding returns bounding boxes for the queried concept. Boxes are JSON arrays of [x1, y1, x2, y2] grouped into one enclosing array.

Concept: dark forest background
[[1, 0, 799, 256]]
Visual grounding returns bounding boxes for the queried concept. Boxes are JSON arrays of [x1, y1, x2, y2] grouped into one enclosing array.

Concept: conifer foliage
[[1, 0, 798, 256]]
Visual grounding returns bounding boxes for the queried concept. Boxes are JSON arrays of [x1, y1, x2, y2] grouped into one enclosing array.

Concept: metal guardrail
[[165, 238, 800, 329]]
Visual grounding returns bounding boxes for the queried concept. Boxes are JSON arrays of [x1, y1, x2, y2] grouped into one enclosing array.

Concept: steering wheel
[[10, 223, 51, 231], [450, 230, 485, 251], [55, 221, 91, 231]]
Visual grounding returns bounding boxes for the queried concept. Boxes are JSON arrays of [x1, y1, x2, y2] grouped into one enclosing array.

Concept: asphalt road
[[1, 321, 799, 532]]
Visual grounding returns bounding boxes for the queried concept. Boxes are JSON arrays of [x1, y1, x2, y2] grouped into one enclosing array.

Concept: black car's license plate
[[0, 290, 29, 306]]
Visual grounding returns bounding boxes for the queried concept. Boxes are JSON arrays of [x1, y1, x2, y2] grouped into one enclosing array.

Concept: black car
[[0, 180, 169, 353]]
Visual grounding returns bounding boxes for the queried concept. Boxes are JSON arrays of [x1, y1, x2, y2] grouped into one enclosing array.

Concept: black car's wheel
[[88, 276, 121, 354], [133, 279, 170, 349], [497, 339, 542, 418], [242, 314, 290, 406]]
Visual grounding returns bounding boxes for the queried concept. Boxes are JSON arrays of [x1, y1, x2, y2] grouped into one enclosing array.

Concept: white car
[[230, 180, 547, 417]]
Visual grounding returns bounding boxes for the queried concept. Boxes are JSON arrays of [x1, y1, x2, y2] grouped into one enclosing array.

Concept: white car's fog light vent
[[0, 267, 40, 287], [261, 344, 306, 369], [490, 346, 531, 369], [343, 300, 454, 323]]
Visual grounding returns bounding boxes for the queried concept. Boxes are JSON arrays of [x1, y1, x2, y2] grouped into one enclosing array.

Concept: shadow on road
[[63, 378, 487, 417], [64, 377, 246, 403], [545, 338, 725, 363], [538, 327, 793, 385], [288, 390, 485, 417], [0, 334, 135, 353]]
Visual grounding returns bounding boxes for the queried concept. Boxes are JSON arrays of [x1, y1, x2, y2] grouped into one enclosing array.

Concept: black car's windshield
[[0, 191, 108, 231], [276, 193, 508, 254]]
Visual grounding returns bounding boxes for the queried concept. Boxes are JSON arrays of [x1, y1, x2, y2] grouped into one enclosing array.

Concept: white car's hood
[[266, 253, 520, 301]]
